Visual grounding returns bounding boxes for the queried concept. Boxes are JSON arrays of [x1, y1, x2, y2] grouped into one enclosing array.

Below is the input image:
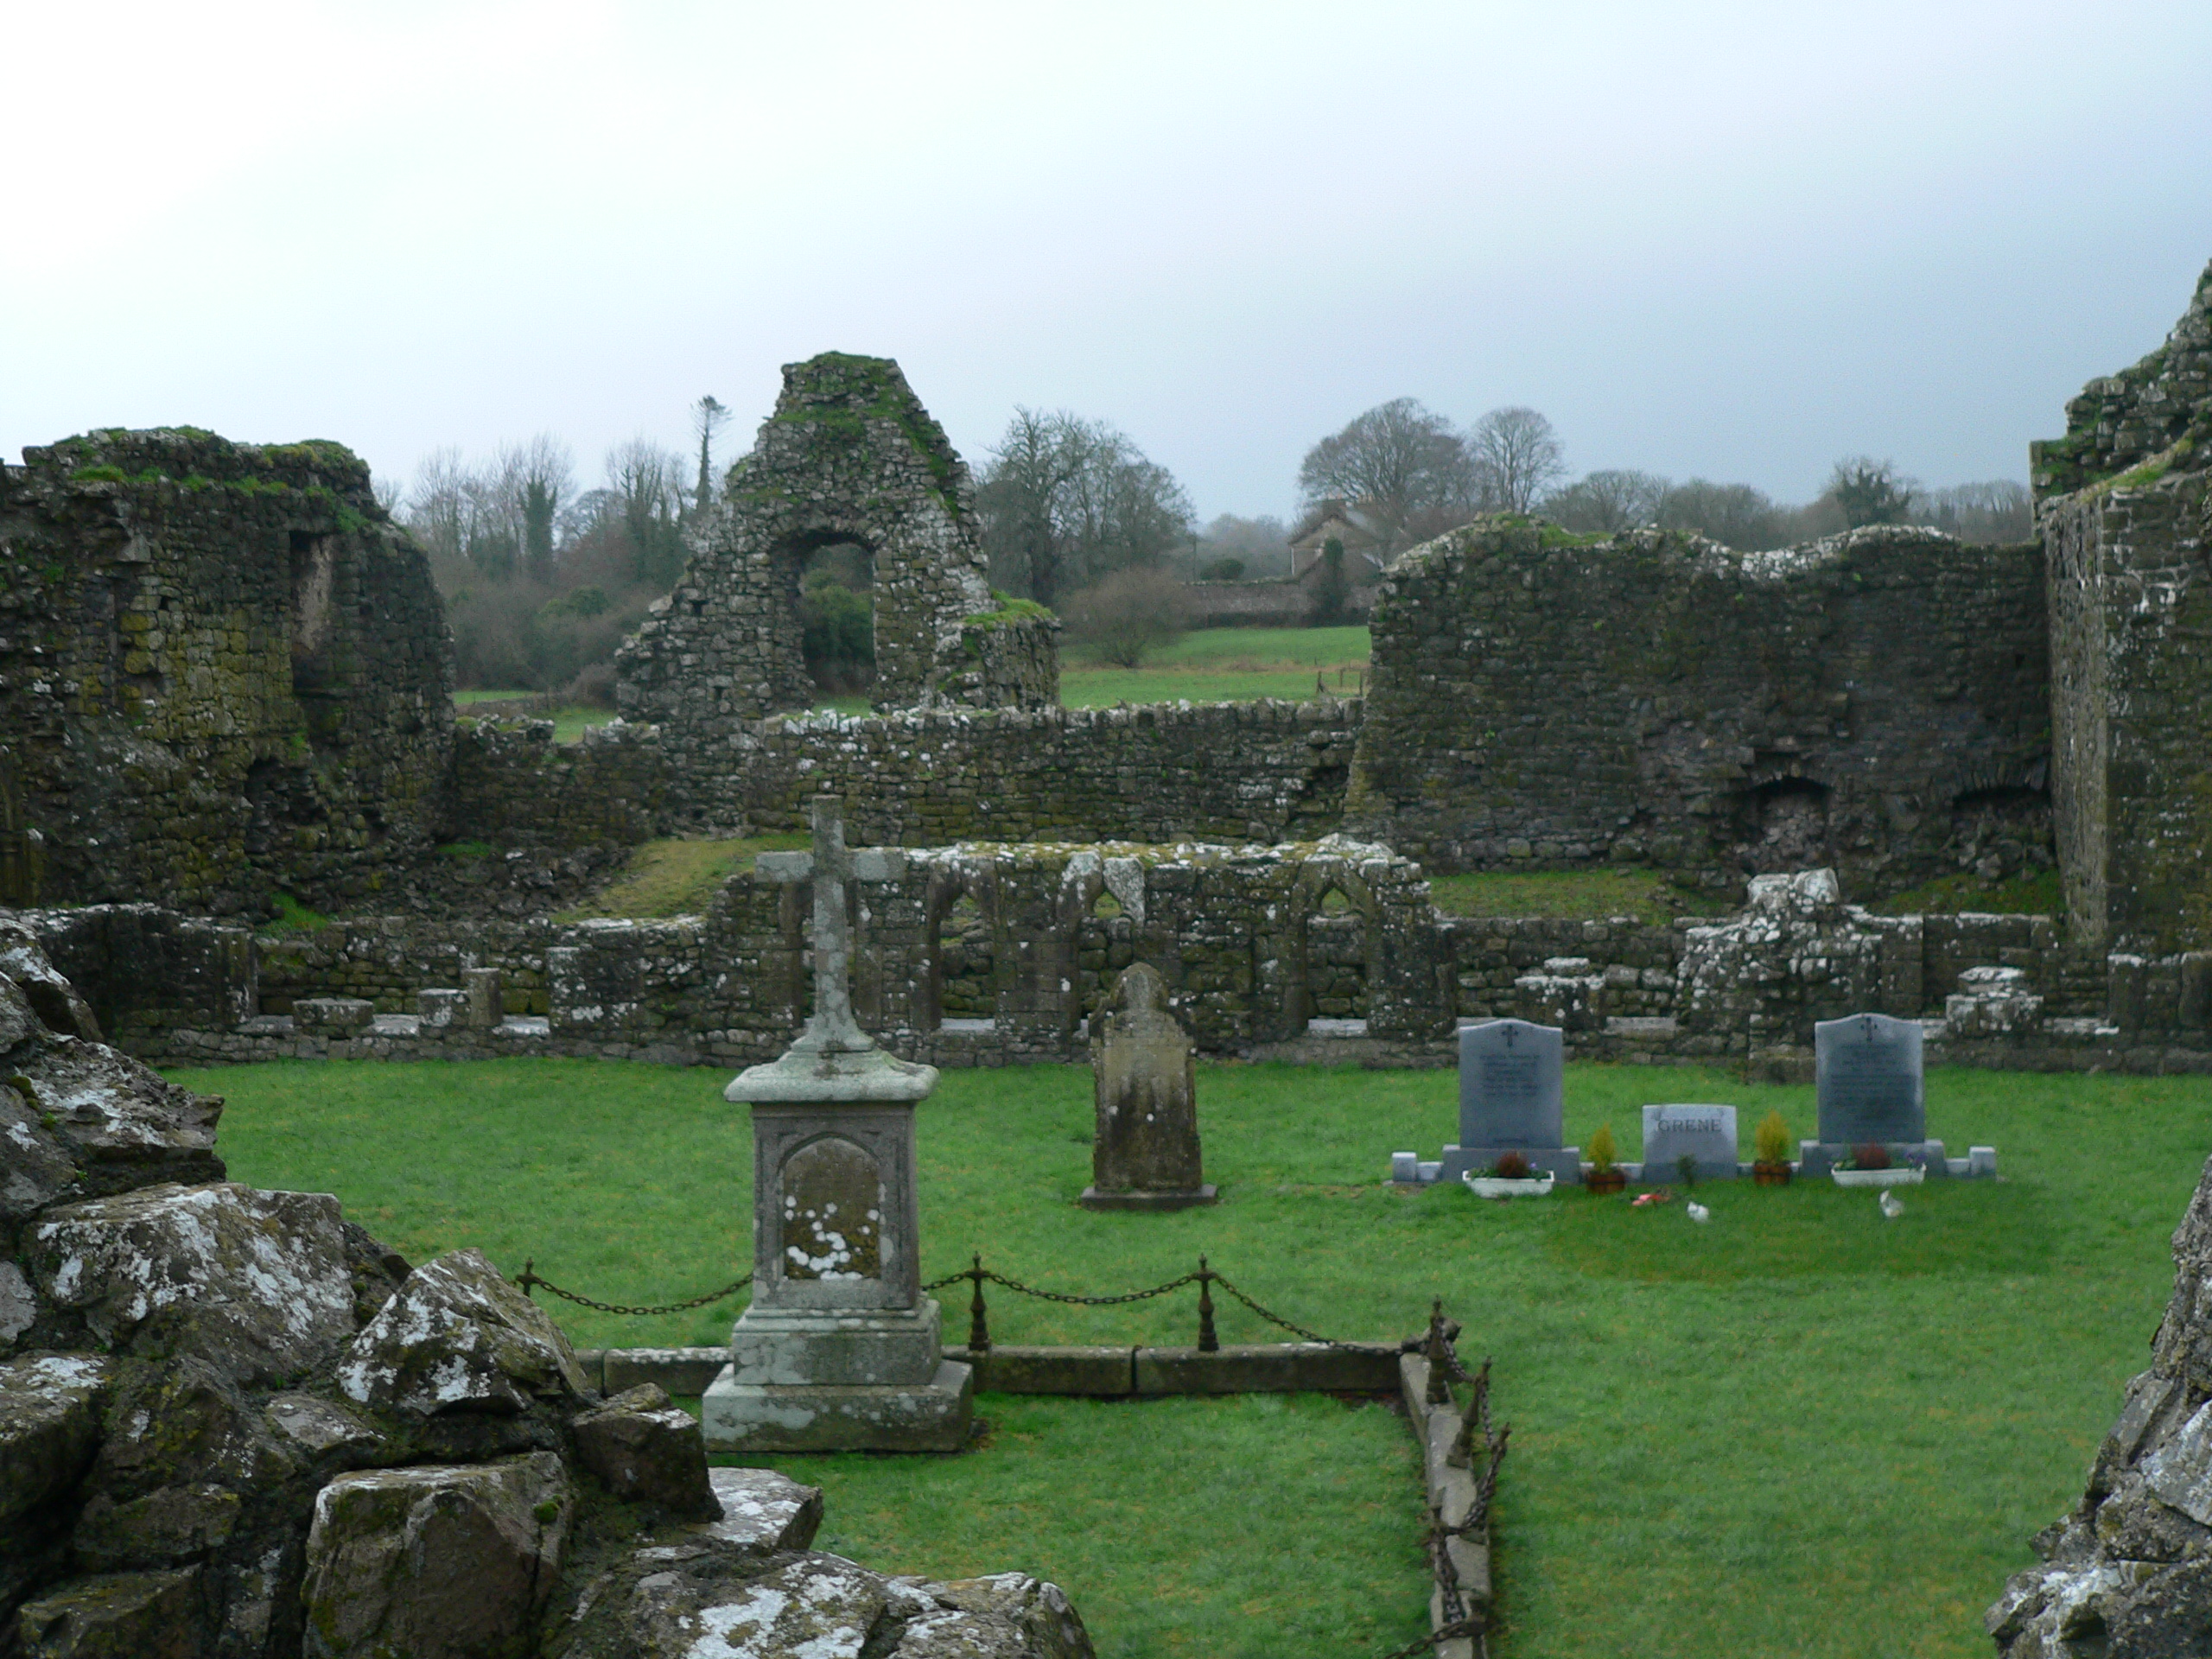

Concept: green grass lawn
[[1060, 624, 1370, 707], [1427, 868, 1721, 922], [175, 1056, 2212, 1658], [556, 836, 810, 921]]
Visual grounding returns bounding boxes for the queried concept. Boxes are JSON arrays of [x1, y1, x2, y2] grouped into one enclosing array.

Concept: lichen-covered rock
[[554, 1545, 1095, 1659], [0, 1354, 111, 1525], [29, 1184, 353, 1382], [335, 1247, 588, 1415], [12, 1040, 224, 1199], [0, 1083, 77, 1225], [300, 1452, 571, 1659], [893, 1574, 1096, 1659], [0, 1262, 38, 1348], [1988, 1150, 2212, 1654], [698, 1467, 823, 1556], [570, 1384, 716, 1519], [0, 920, 103, 1042], [13, 1567, 200, 1658]]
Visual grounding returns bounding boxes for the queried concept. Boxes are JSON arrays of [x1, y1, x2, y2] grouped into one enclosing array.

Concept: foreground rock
[[1988, 1152, 2212, 1654], [0, 924, 1095, 1659]]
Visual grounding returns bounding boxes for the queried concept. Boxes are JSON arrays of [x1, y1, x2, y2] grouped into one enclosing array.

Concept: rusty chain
[[516, 1259, 751, 1318]]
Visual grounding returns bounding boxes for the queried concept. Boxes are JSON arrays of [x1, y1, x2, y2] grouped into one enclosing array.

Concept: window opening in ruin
[[798, 542, 874, 695], [1305, 882, 1370, 1025], [938, 893, 992, 1021], [1091, 890, 1122, 919], [289, 531, 340, 702]]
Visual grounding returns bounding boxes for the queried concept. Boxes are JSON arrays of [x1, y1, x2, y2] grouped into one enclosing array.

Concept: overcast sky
[[3, 2, 2208, 521]]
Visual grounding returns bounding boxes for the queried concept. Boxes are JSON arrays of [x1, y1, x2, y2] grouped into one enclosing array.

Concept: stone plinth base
[[701, 1358, 974, 1452], [728, 1301, 945, 1387], [1077, 1184, 1217, 1211]]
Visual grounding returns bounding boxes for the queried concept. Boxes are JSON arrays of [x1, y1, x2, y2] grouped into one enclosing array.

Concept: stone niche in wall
[[613, 353, 1060, 779], [0, 429, 454, 917]]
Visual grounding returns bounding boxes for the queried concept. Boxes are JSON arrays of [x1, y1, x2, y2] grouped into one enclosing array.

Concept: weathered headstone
[[1431, 1019, 1580, 1183], [1815, 1013, 1925, 1146], [701, 795, 973, 1453], [1080, 963, 1216, 1211], [1801, 1011, 1995, 1177], [1639, 1103, 1738, 1182]]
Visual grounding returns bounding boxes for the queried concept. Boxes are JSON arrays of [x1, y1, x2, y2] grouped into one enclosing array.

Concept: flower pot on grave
[[1751, 1162, 1793, 1187], [1463, 1173, 1556, 1199], [1830, 1166, 1926, 1188], [1585, 1168, 1627, 1196]]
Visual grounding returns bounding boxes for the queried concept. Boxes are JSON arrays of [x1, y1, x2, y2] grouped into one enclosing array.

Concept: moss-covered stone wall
[[1343, 519, 2051, 898], [0, 429, 453, 916], [613, 354, 1059, 796]]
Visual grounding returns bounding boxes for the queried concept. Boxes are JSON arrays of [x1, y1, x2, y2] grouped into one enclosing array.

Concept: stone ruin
[[1990, 1147, 2212, 1656], [0, 920, 1093, 1657], [614, 353, 1060, 802]]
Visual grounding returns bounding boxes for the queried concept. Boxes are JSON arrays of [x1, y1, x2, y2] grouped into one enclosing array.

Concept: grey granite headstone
[[1815, 1013, 1925, 1146], [1434, 1019, 1579, 1182], [1457, 1019, 1563, 1148], [1640, 1104, 1738, 1181]]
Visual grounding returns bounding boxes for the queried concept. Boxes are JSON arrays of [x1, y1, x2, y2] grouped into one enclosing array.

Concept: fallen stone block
[[0, 1354, 111, 1525], [697, 1467, 823, 1556], [894, 1573, 1096, 1659], [570, 1383, 717, 1518], [30, 1184, 354, 1383], [14, 1567, 200, 1659], [335, 1247, 588, 1415], [12, 1041, 223, 1198], [301, 1452, 570, 1659]]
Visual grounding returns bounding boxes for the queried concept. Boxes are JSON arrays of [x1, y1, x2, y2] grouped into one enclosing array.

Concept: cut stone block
[[336, 1246, 588, 1414], [701, 1357, 975, 1453], [15, 1567, 200, 1659], [571, 1384, 717, 1518], [0, 1354, 111, 1525], [696, 1467, 823, 1555]]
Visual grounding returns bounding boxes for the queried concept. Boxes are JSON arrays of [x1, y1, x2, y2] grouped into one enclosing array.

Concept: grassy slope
[[183, 1057, 2212, 1658], [557, 836, 809, 921], [1427, 868, 1718, 923]]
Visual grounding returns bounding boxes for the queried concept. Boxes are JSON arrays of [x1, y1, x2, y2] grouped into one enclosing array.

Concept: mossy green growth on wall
[[769, 352, 964, 505]]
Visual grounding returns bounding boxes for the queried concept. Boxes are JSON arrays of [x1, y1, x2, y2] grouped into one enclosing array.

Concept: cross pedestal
[[701, 795, 973, 1452]]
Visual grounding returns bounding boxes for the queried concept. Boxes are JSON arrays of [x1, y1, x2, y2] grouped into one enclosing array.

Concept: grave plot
[[190, 1052, 2212, 1658]]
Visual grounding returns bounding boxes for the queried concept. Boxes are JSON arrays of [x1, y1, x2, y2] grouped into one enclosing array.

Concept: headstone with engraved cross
[[701, 794, 975, 1452], [1431, 1018, 1582, 1184]]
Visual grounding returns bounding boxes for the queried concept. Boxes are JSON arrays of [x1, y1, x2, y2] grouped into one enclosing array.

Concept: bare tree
[[1656, 479, 1789, 550], [976, 410, 1193, 607], [690, 395, 731, 517], [1296, 398, 1476, 556], [1541, 468, 1667, 534], [1913, 479, 2032, 542], [605, 437, 690, 588], [1468, 406, 1567, 513]]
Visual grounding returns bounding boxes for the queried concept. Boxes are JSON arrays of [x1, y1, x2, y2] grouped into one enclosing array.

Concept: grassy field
[[556, 836, 809, 920], [454, 690, 613, 744], [1427, 868, 1719, 922], [178, 1056, 2212, 1658], [1058, 624, 1370, 708]]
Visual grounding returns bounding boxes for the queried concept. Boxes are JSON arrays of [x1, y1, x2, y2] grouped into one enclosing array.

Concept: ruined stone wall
[[2036, 260, 2212, 952], [445, 716, 668, 853], [710, 700, 1360, 845], [614, 355, 1058, 790], [0, 429, 453, 916], [1344, 519, 2051, 899]]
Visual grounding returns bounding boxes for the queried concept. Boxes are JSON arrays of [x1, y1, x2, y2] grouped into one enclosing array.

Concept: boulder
[[893, 1574, 1096, 1659], [556, 1547, 1096, 1659], [0, 1355, 111, 1526], [1989, 1150, 2212, 1654], [335, 1248, 588, 1416], [0, 922, 104, 1043], [84, 1355, 296, 1503], [13, 1567, 200, 1659], [300, 1452, 571, 1659], [570, 1384, 717, 1519], [29, 1184, 354, 1383], [0, 1082, 82, 1224], [699, 1466, 823, 1555], [70, 1484, 242, 1573], [1, 1262, 39, 1349], [12, 1039, 223, 1199]]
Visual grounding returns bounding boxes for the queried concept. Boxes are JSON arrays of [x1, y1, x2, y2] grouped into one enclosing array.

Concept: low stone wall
[[23, 861, 2212, 1077]]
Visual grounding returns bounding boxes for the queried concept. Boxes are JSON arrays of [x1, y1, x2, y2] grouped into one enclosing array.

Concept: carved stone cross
[[748, 794, 912, 1065]]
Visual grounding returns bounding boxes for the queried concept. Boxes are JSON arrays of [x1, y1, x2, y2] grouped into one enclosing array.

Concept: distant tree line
[[397, 397, 727, 696]]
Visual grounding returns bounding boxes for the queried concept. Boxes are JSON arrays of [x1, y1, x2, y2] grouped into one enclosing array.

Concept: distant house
[[1287, 500, 1387, 581]]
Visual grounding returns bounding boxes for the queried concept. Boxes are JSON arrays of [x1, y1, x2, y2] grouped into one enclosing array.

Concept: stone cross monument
[[701, 795, 974, 1452]]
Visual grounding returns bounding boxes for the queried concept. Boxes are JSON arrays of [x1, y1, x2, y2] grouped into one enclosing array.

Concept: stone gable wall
[[613, 355, 1058, 792], [1344, 520, 2051, 896], [0, 430, 453, 917]]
